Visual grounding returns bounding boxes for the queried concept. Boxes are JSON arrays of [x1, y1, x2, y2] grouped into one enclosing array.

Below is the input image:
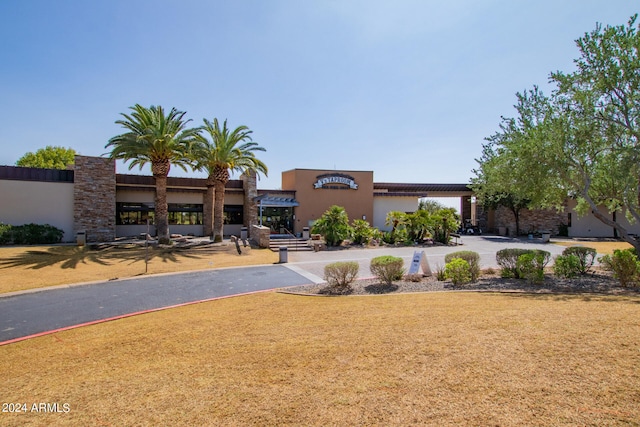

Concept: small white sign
[[408, 251, 432, 276]]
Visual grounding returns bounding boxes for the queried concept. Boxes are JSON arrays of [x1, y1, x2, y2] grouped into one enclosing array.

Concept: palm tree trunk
[[213, 180, 226, 242], [203, 181, 215, 238], [152, 160, 171, 244], [154, 175, 170, 244]]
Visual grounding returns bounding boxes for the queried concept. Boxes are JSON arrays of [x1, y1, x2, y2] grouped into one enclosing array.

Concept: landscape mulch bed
[[283, 269, 640, 296]]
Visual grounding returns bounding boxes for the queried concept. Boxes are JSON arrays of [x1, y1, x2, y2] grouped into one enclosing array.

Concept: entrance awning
[[254, 195, 299, 227], [253, 194, 299, 207]]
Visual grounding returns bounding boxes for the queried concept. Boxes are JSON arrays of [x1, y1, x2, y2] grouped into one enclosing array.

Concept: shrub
[[561, 246, 596, 274], [351, 219, 374, 245], [599, 249, 640, 287], [311, 205, 352, 246], [370, 256, 404, 285], [431, 208, 460, 245], [496, 248, 550, 279], [445, 250, 480, 282], [324, 261, 359, 293], [444, 258, 472, 285], [435, 264, 447, 281], [553, 254, 582, 278], [516, 252, 546, 284], [0, 223, 64, 245], [496, 248, 531, 278]]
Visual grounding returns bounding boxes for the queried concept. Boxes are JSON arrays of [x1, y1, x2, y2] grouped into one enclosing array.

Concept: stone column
[[73, 156, 116, 242], [241, 170, 258, 237]]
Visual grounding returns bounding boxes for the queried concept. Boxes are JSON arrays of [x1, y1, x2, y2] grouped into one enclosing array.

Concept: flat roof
[[374, 183, 471, 193]]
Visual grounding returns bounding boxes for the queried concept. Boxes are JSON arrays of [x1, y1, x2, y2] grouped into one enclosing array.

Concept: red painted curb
[[0, 288, 273, 346]]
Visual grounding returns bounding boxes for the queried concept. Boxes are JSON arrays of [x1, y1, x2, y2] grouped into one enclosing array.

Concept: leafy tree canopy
[[16, 146, 76, 169], [472, 14, 640, 249]]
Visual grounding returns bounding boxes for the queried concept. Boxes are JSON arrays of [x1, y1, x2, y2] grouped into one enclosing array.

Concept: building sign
[[313, 174, 358, 190]]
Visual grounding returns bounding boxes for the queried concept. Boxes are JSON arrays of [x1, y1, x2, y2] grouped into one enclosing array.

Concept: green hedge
[[496, 248, 550, 279], [445, 250, 480, 282], [370, 256, 404, 285], [0, 223, 64, 245]]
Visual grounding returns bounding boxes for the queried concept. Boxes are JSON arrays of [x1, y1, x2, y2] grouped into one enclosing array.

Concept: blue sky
[[1, 0, 637, 191]]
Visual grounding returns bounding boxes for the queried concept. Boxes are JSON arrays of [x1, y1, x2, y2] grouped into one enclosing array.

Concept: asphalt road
[[0, 236, 566, 344], [0, 265, 317, 344]]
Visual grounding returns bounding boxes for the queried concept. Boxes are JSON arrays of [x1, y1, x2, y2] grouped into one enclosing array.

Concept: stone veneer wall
[[242, 170, 258, 237], [73, 156, 116, 242], [251, 225, 270, 248], [494, 206, 567, 236]]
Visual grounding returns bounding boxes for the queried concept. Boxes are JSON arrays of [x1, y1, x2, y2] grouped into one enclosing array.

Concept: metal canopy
[[254, 194, 299, 226], [253, 194, 299, 207]]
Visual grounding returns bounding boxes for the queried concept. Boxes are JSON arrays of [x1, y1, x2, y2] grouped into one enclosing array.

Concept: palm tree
[[193, 118, 267, 242], [106, 104, 199, 244]]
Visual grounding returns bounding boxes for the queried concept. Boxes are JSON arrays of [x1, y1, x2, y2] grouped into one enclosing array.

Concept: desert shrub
[[430, 208, 460, 245], [370, 256, 404, 285], [324, 262, 359, 293], [599, 249, 640, 287], [311, 205, 352, 246], [351, 219, 374, 245], [561, 246, 596, 274], [496, 248, 531, 278], [553, 254, 582, 278], [0, 223, 64, 245], [496, 248, 550, 279], [516, 252, 546, 284], [444, 258, 472, 285], [445, 250, 480, 282], [435, 264, 447, 281]]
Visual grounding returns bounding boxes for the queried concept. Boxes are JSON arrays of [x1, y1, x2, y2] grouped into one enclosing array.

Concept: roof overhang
[[253, 194, 299, 207]]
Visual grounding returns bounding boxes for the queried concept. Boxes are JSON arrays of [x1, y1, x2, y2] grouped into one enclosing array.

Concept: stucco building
[[1, 155, 636, 242]]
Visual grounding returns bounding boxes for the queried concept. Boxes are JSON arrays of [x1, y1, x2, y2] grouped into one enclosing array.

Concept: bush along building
[[0, 155, 636, 244]]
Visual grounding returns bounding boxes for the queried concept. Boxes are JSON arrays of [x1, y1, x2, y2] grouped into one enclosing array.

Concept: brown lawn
[[552, 240, 632, 255], [1, 291, 639, 426], [0, 243, 278, 294]]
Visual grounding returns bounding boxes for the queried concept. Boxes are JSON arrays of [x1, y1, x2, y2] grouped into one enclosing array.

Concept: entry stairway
[[268, 237, 313, 252]]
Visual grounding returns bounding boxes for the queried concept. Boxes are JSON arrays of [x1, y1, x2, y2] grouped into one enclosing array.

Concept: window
[[168, 204, 203, 225], [116, 203, 203, 225], [116, 203, 154, 225], [224, 205, 243, 225]]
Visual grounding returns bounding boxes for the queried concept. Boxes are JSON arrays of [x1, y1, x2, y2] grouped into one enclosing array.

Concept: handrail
[[268, 227, 301, 251], [282, 227, 299, 251]]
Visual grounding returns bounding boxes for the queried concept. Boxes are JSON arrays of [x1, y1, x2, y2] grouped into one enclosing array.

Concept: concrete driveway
[[287, 235, 568, 280]]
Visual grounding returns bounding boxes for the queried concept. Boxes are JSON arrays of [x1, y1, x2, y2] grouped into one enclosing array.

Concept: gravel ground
[[281, 269, 640, 296]]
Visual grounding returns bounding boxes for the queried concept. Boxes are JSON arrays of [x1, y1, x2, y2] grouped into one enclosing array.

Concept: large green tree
[[16, 146, 76, 169], [471, 88, 561, 235], [193, 118, 267, 242], [473, 15, 640, 251], [106, 104, 200, 244]]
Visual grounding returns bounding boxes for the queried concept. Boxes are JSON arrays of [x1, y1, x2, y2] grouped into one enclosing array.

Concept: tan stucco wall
[[0, 180, 75, 241], [373, 197, 420, 231], [566, 199, 640, 238], [282, 169, 374, 233]]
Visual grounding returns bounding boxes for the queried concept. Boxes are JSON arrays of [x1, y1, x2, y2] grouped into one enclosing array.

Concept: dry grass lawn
[[552, 239, 632, 255], [2, 291, 639, 426], [0, 243, 278, 294]]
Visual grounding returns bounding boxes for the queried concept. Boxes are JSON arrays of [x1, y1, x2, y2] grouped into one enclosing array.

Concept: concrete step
[[269, 238, 313, 252]]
